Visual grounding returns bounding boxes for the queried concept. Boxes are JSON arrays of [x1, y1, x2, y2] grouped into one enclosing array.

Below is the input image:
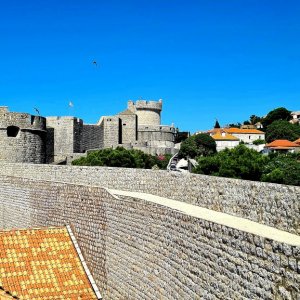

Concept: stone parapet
[[0, 175, 299, 299], [0, 163, 299, 235]]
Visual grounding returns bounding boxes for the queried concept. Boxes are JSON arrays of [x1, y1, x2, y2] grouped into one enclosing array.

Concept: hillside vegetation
[[72, 147, 171, 170]]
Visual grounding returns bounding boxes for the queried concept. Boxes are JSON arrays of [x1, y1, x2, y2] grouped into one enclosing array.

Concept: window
[[7, 126, 20, 137]]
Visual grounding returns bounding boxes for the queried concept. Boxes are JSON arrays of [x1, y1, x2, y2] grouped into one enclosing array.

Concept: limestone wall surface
[[82, 125, 103, 152], [0, 163, 299, 235], [0, 175, 299, 300], [0, 109, 46, 163]]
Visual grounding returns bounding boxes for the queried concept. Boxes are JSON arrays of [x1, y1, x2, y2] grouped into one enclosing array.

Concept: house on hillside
[[290, 111, 300, 124], [210, 131, 240, 151], [206, 127, 265, 150], [294, 138, 300, 146], [223, 127, 265, 144], [264, 140, 300, 154]]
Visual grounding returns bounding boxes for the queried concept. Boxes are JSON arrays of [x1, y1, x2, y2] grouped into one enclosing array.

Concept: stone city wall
[[0, 163, 298, 235], [82, 125, 103, 152], [0, 175, 299, 300]]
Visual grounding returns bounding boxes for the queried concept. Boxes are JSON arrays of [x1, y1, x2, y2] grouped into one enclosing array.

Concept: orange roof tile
[[294, 138, 300, 145], [207, 127, 264, 134], [266, 140, 300, 148], [0, 227, 98, 300], [0, 289, 17, 300], [224, 128, 264, 134], [211, 132, 239, 141]]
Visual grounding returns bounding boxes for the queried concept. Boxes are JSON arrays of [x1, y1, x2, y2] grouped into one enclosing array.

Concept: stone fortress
[[0, 100, 299, 299], [0, 99, 177, 164]]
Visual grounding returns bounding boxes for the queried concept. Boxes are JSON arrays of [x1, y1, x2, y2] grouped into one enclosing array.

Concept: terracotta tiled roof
[[266, 140, 300, 148], [0, 227, 98, 300], [224, 128, 264, 134], [211, 132, 239, 141], [294, 138, 300, 145], [0, 288, 17, 300], [207, 128, 264, 134]]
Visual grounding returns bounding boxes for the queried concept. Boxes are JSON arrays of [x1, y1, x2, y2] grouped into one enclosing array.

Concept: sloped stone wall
[[0, 175, 299, 299], [0, 163, 299, 235]]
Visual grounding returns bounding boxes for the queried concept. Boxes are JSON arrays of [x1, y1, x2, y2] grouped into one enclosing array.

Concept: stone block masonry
[[0, 175, 299, 299], [0, 163, 299, 235]]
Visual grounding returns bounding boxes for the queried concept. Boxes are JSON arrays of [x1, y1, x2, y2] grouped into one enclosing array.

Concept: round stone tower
[[0, 106, 47, 163], [128, 99, 162, 126]]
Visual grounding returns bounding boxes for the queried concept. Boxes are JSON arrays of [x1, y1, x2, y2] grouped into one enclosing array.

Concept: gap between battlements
[[107, 189, 300, 247]]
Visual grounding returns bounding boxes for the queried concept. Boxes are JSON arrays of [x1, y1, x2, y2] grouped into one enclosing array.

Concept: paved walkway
[[107, 189, 300, 247]]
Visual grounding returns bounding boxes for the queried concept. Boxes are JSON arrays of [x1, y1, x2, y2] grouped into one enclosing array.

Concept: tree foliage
[[193, 145, 300, 186], [261, 154, 300, 186], [252, 139, 265, 145], [194, 145, 268, 180], [262, 107, 291, 128], [72, 147, 171, 169], [227, 122, 242, 128], [249, 114, 262, 125], [179, 133, 216, 159], [214, 120, 221, 128], [175, 130, 189, 143], [265, 120, 300, 143]]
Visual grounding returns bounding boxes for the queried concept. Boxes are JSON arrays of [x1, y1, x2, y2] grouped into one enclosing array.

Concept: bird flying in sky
[[34, 107, 40, 115], [92, 61, 98, 67]]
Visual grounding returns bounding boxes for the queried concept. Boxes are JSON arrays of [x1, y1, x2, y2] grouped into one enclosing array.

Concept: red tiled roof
[[266, 140, 300, 148], [0, 227, 98, 300], [207, 127, 264, 134], [224, 128, 264, 134], [211, 132, 239, 141], [0, 289, 17, 300], [294, 138, 300, 145]]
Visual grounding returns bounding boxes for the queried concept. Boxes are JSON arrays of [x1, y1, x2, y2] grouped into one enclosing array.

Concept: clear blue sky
[[0, 0, 299, 132]]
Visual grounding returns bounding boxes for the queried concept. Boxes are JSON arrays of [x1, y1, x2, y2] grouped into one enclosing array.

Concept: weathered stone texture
[[0, 175, 299, 299], [82, 124, 103, 151], [0, 163, 299, 235], [0, 109, 46, 163]]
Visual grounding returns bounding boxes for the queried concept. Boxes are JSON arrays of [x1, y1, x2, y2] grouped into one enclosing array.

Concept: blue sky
[[0, 0, 299, 132]]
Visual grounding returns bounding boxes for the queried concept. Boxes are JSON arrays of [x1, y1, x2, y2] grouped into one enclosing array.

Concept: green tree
[[194, 134, 217, 156], [265, 120, 300, 143], [214, 120, 221, 128], [194, 145, 269, 181], [72, 147, 171, 169], [262, 107, 291, 128], [253, 139, 265, 145], [175, 130, 189, 143], [227, 122, 242, 128], [262, 154, 300, 186], [250, 114, 262, 125], [179, 134, 216, 159]]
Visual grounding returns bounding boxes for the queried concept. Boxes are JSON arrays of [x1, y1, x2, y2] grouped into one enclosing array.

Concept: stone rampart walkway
[[107, 189, 300, 247]]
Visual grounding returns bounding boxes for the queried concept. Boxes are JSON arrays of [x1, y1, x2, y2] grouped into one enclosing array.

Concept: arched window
[[7, 126, 20, 137]]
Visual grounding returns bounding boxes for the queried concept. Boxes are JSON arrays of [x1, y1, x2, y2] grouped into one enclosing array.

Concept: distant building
[[290, 111, 300, 124], [210, 131, 239, 151], [294, 138, 300, 145], [0, 100, 177, 164], [207, 127, 265, 145], [264, 140, 300, 153]]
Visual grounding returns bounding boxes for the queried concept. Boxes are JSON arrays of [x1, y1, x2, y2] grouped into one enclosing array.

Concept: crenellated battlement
[[128, 99, 162, 112], [0, 107, 46, 131], [127, 99, 162, 126]]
